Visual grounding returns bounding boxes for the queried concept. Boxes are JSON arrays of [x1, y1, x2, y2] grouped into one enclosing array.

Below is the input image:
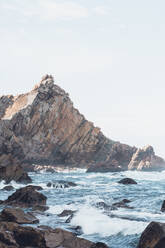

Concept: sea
[[1, 169, 165, 248]]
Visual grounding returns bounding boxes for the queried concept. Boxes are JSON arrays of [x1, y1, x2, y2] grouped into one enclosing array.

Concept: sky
[[0, 0, 165, 157]]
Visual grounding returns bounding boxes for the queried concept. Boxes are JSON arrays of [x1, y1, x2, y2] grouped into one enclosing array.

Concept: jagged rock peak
[[33, 74, 54, 90]]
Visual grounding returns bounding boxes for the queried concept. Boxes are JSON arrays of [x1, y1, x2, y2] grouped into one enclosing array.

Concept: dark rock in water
[[45, 168, 56, 173], [69, 225, 83, 236], [1, 185, 47, 208], [138, 221, 165, 248], [53, 180, 77, 188], [96, 201, 116, 211], [32, 205, 49, 212], [1, 185, 14, 191], [160, 200, 165, 212], [118, 178, 137, 185], [112, 199, 133, 209], [47, 182, 52, 187], [91, 242, 109, 248], [58, 209, 76, 217], [66, 213, 75, 223], [0, 207, 39, 224]]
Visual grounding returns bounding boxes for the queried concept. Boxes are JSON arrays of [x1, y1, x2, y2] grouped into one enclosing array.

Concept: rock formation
[[0, 74, 164, 173]]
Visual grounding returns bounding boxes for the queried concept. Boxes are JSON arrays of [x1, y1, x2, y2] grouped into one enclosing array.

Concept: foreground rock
[[138, 222, 165, 248], [118, 178, 137, 185], [0, 207, 39, 224], [1, 185, 47, 208], [0, 222, 108, 248], [0, 75, 164, 173]]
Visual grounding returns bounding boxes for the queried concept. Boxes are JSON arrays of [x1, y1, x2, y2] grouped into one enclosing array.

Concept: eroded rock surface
[[0, 75, 164, 172]]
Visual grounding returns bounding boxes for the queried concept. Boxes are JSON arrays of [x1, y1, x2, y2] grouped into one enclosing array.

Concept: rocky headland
[[0, 74, 164, 182]]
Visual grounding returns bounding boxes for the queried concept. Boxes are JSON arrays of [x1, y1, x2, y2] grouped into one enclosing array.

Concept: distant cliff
[[0, 75, 164, 177]]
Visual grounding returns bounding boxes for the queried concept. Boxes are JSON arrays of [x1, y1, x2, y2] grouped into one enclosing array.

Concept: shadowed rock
[[1, 185, 47, 208], [1, 185, 14, 191], [0, 207, 39, 224], [138, 222, 165, 248], [118, 178, 137, 185]]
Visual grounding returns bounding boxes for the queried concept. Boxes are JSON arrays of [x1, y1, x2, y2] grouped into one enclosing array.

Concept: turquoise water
[[1, 170, 165, 248]]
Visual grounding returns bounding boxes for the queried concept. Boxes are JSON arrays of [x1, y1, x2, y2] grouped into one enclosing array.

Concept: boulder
[[1, 185, 14, 191], [0, 207, 39, 224], [95, 202, 116, 211], [112, 199, 133, 209], [2, 185, 47, 208], [138, 222, 165, 248], [118, 178, 137, 185], [58, 209, 76, 217], [0, 221, 107, 248]]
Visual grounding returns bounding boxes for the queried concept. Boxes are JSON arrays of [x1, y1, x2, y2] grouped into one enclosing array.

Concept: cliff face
[[0, 75, 164, 174]]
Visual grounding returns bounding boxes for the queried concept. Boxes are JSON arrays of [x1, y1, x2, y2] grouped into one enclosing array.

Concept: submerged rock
[[118, 178, 137, 185], [1, 185, 47, 208], [138, 221, 165, 248], [0, 207, 39, 224]]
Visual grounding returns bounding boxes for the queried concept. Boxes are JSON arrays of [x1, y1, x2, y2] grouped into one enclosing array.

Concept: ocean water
[[1, 170, 165, 248]]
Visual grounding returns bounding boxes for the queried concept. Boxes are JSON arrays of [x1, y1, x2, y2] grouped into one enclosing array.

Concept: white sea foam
[[71, 205, 148, 236]]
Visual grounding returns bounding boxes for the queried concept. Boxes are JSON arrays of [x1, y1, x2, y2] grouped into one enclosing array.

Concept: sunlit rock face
[[0, 75, 165, 172]]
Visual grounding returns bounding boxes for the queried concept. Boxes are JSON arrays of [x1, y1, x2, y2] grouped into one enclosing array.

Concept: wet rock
[[91, 242, 109, 248], [52, 180, 77, 188], [118, 178, 137, 185], [112, 199, 133, 209], [58, 209, 76, 217], [47, 182, 52, 187], [1, 185, 14, 191], [2, 185, 47, 208], [69, 225, 83, 236], [138, 221, 165, 248], [66, 213, 75, 223], [0, 207, 39, 224], [96, 202, 116, 211], [161, 200, 165, 212], [0, 221, 107, 248], [154, 237, 165, 248]]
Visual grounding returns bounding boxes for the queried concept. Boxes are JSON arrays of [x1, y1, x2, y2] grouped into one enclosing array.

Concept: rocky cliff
[[0, 75, 164, 178]]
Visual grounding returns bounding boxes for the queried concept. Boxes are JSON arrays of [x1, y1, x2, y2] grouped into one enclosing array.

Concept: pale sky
[[0, 0, 165, 157]]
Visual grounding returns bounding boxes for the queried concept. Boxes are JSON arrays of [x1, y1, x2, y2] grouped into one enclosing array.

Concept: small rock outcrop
[[0, 207, 39, 224], [0, 75, 164, 172], [118, 178, 137, 185], [128, 145, 165, 171], [1, 185, 47, 208], [138, 222, 165, 248]]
